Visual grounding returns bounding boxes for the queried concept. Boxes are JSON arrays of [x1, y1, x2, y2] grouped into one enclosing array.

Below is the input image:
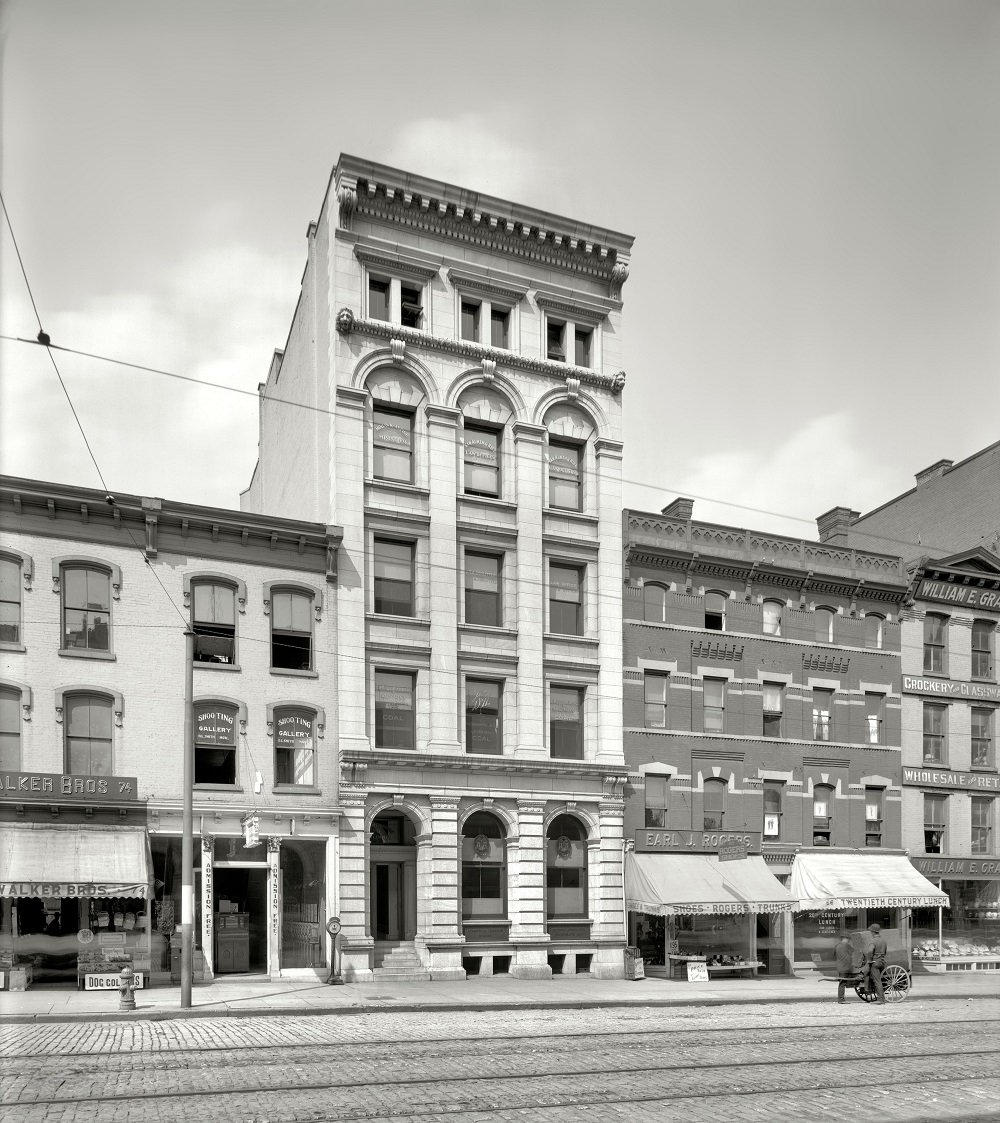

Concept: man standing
[[835, 934, 857, 1003], [867, 923, 888, 1004]]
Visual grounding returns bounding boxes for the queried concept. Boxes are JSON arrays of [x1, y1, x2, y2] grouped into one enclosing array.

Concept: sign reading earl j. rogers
[[637, 829, 762, 853], [0, 771, 141, 802]]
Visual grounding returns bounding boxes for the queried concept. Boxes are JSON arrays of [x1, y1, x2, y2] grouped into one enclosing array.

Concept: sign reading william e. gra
[[0, 772, 140, 802], [918, 580, 1000, 612], [637, 829, 761, 853]]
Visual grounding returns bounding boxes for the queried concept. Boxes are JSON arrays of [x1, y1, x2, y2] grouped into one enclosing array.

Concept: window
[[270, 590, 313, 671], [400, 284, 423, 328], [274, 706, 316, 786], [194, 701, 238, 784], [0, 556, 21, 645], [459, 297, 510, 349], [762, 683, 783, 738], [703, 678, 725, 733], [813, 784, 834, 846], [368, 275, 423, 327], [644, 773, 669, 828], [815, 606, 836, 643], [550, 685, 584, 759], [644, 673, 669, 728], [546, 814, 587, 918], [546, 318, 594, 369], [490, 307, 510, 349], [368, 277, 390, 321], [812, 688, 834, 741], [704, 592, 726, 631], [924, 793, 946, 853], [549, 562, 583, 635], [372, 405, 414, 484], [864, 693, 885, 745], [574, 327, 593, 368], [924, 613, 947, 674], [463, 423, 500, 497], [763, 781, 782, 839], [62, 565, 110, 652], [923, 702, 947, 764], [462, 811, 507, 918], [0, 685, 21, 770], [65, 693, 112, 775], [972, 707, 994, 769], [546, 319, 566, 361], [763, 600, 782, 636], [643, 584, 667, 623], [547, 439, 582, 510], [374, 670, 415, 750], [192, 581, 236, 664], [865, 788, 883, 848], [466, 679, 502, 755], [972, 620, 995, 679], [972, 798, 993, 855], [864, 614, 884, 650], [460, 299, 480, 341], [373, 539, 414, 616], [703, 779, 727, 830], [464, 551, 501, 628]]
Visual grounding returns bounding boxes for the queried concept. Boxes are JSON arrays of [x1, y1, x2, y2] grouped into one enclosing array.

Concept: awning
[[625, 851, 796, 916], [789, 851, 949, 910], [0, 824, 151, 899]]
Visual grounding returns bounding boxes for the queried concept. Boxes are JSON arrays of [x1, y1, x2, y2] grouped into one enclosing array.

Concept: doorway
[[213, 867, 268, 973], [371, 862, 405, 941]]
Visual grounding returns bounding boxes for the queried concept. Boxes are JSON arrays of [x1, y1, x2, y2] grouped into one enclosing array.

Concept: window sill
[[194, 784, 243, 792], [193, 662, 242, 672], [272, 786, 323, 795], [367, 479, 430, 499], [58, 648, 116, 661], [367, 613, 430, 627], [270, 668, 319, 679], [0, 642, 26, 653], [461, 623, 518, 637]]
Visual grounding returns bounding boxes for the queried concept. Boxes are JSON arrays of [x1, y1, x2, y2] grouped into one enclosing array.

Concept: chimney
[[662, 497, 694, 520], [915, 459, 953, 486], [816, 506, 860, 545]]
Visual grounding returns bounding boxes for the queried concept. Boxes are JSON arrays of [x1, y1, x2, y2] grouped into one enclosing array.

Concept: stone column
[[338, 795, 373, 981], [420, 795, 465, 980], [510, 799, 552, 978], [425, 405, 462, 753], [594, 438, 624, 765], [591, 786, 627, 979], [513, 423, 547, 759], [266, 836, 281, 978]]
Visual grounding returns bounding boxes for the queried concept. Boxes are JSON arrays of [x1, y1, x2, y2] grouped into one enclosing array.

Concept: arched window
[[268, 587, 315, 671], [643, 583, 667, 623], [462, 811, 507, 919], [703, 778, 727, 829], [864, 613, 884, 650], [191, 580, 237, 664], [544, 404, 595, 515], [61, 564, 111, 652], [762, 600, 783, 636], [704, 592, 726, 631], [815, 606, 836, 643], [64, 691, 113, 775], [0, 552, 29, 647], [367, 369, 427, 487], [546, 814, 587, 919]]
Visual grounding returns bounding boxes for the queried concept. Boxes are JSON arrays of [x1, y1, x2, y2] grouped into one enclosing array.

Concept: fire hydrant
[[119, 963, 136, 1012]]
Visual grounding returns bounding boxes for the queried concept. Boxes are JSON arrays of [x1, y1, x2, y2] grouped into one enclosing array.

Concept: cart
[[830, 963, 911, 1003]]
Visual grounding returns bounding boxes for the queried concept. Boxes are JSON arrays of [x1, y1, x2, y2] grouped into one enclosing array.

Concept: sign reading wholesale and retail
[[636, 830, 762, 854], [0, 772, 141, 802], [917, 580, 1000, 611], [902, 768, 1000, 792], [902, 676, 1000, 702]]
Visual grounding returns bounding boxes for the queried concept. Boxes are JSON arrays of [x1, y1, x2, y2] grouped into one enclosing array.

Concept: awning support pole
[[181, 629, 194, 1009]]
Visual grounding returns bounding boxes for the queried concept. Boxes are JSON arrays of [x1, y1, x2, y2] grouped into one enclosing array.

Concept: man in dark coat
[[835, 934, 857, 1003], [867, 923, 888, 1004]]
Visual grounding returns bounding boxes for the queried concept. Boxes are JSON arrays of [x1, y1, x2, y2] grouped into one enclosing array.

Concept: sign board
[[917, 580, 1000, 612], [718, 841, 749, 862], [85, 973, 145, 990], [902, 676, 1000, 702], [241, 812, 260, 848], [903, 767, 1000, 792], [687, 961, 709, 982], [911, 856, 1000, 879], [637, 829, 761, 854], [0, 771, 141, 803]]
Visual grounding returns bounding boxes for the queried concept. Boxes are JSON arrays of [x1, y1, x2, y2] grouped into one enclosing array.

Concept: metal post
[[181, 628, 195, 1008]]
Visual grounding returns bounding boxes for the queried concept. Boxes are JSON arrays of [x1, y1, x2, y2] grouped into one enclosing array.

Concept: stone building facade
[[242, 155, 635, 980]]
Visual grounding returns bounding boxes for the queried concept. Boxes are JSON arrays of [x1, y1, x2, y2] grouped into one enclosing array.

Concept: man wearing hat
[[866, 923, 887, 1004]]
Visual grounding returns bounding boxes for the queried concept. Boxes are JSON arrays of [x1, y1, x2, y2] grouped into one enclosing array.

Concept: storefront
[[909, 856, 1000, 969], [625, 831, 796, 978], [0, 822, 152, 987], [789, 849, 949, 971]]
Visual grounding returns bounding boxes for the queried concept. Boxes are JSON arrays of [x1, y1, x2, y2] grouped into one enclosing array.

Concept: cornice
[[335, 310, 625, 395], [340, 746, 616, 780], [446, 267, 531, 304], [534, 288, 620, 322], [354, 242, 441, 282]]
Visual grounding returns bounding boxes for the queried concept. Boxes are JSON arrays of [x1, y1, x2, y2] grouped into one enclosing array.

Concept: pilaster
[[338, 796, 374, 981], [513, 423, 547, 759], [422, 795, 466, 979], [595, 437, 625, 766], [509, 798, 552, 978]]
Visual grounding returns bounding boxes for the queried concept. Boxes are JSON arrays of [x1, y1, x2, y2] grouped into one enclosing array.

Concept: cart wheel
[[881, 964, 910, 1003], [854, 979, 878, 1002]]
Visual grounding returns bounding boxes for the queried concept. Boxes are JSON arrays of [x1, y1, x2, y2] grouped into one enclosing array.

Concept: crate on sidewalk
[[624, 946, 645, 981]]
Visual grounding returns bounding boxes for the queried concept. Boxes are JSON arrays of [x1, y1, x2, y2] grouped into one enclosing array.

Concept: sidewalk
[[3, 968, 998, 1023]]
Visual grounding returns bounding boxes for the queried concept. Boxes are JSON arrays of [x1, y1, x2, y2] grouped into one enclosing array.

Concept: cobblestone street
[[3, 997, 999, 1122]]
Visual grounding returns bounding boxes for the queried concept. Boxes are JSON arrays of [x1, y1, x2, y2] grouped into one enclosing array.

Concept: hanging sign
[[241, 812, 260, 848]]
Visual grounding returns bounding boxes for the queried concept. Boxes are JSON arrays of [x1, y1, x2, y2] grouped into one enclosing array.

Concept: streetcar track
[[7, 1044, 998, 1109]]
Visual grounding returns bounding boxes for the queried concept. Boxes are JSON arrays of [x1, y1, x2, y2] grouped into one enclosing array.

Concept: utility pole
[[181, 628, 194, 1008]]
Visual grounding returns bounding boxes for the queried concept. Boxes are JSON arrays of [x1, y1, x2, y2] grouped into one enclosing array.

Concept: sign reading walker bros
[[637, 830, 762, 854], [0, 771, 141, 802]]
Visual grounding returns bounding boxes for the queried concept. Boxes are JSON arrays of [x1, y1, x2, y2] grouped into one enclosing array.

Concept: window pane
[[864, 615, 884, 649], [275, 707, 315, 785], [466, 679, 501, 754], [465, 552, 500, 627], [763, 602, 782, 635], [490, 308, 509, 348], [193, 583, 234, 625], [369, 278, 390, 320], [550, 686, 583, 759], [400, 285, 422, 328], [574, 328, 592, 367], [374, 541, 414, 616], [375, 671, 414, 749], [272, 591, 311, 633], [464, 426, 499, 496], [548, 440, 581, 509], [547, 320, 565, 360], [372, 407, 413, 482], [0, 557, 19, 601], [0, 601, 19, 644], [461, 300, 480, 341]]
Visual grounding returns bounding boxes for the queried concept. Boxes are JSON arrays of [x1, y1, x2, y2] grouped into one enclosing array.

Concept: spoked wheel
[[854, 978, 878, 1002], [881, 964, 911, 1003]]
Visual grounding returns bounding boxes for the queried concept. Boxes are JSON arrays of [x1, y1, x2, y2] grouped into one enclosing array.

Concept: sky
[[1, 0, 998, 542]]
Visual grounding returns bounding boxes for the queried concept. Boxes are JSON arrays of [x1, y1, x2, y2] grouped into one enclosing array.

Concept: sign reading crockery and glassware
[[0, 771, 141, 802]]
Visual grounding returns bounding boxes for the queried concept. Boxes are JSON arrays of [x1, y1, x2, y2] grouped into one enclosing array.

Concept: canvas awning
[[789, 851, 949, 910], [0, 824, 151, 899], [625, 851, 796, 916]]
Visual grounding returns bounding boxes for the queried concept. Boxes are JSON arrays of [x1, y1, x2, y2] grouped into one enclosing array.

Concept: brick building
[[241, 155, 634, 980], [0, 476, 341, 986], [830, 444, 1000, 969], [622, 498, 946, 977]]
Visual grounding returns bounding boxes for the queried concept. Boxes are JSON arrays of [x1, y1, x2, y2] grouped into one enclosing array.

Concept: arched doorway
[[369, 810, 418, 956]]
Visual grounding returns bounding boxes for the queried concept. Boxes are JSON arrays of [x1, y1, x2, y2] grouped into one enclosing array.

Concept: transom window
[[270, 590, 313, 671], [924, 613, 947, 674], [274, 706, 316, 786], [464, 551, 501, 628], [550, 685, 584, 759], [644, 673, 668, 728], [374, 670, 415, 750], [62, 565, 111, 652], [923, 702, 947, 764], [463, 423, 501, 497], [972, 620, 995, 680], [192, 581, 236, 664], [924, 793, 946, 853], [0, 556, 22, 645], [0, 685, 22, 770], [466, 678, 502, 755], [373, 539, 414, 617], [703, 779, 727, 830], [645, 773, 669, 828], [549, 562, 584, 636], [65, 692, 113, 775], [462, 811, 507, 918], [547, 439, 582, 510], [194, 701, 238, 785], [372, 405, 414, 484]]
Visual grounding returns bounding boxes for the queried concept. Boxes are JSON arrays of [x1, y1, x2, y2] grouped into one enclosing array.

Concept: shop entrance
[[213, 867, 267, 974], [371, 862, 405, 941]]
